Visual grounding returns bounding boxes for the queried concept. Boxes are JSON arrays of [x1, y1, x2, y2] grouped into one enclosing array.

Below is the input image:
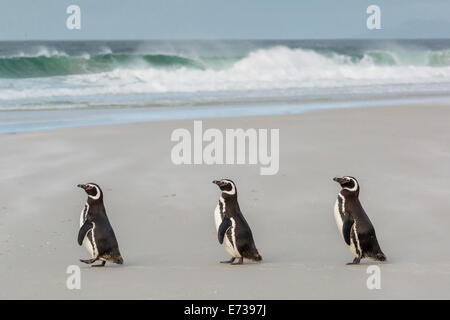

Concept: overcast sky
[[0, 0, 449, 40]]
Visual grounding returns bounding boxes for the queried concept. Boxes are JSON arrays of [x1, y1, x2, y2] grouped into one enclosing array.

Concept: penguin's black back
[[86, 201, 121, 258], [224, 197, 261, 260], [344, 195, 374, 233], [345, 195, 384, 259]]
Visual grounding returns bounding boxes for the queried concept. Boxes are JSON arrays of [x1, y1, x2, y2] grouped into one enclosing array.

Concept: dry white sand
[[1, 103, 450, 299]]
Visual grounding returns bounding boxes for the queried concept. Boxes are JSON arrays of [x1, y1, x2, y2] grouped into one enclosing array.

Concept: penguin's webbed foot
[[346, 257, 361, 265], [91, 261, 106, 267], [220, 258, 235, 264], [231, 257, 244, 265], [80, 258, 97, 264]]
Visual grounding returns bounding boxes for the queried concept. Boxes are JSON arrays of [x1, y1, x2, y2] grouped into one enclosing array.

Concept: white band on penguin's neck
[[88, 185, 101, 200], [343, 179, 358, 192], [222, 182, 236, 195]]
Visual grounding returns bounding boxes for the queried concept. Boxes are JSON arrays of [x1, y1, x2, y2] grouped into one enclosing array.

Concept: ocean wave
[[427, 50, 450, 66], [1, 46, 450, 104], [1, 45, 450, 79], [0, 52, 206, 78]]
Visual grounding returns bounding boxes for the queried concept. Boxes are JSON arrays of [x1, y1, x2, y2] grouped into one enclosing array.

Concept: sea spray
[[0, 40, 450, 111]]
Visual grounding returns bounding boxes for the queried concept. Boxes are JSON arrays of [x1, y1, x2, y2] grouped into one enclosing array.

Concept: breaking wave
[[1, 43, 450, 108]]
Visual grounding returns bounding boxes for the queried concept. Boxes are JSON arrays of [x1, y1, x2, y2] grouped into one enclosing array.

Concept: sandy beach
[[1, 102, 450, 299]]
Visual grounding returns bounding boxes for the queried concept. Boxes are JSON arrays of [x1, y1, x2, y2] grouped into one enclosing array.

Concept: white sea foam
[[1, 46, 450, 108]]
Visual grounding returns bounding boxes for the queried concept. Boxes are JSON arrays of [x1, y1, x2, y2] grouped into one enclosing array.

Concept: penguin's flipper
[[342, 215, 354, 246], [78, 220, 94, 245], [218, 217, 231, 244]]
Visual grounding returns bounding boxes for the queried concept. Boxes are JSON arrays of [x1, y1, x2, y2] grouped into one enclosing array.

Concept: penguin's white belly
[[334, 199, 360, 257], [349, 224, 361, 258], [223, 235, 241, 258], [79, 207, 85, 227], [214, 204, 222, 230], [349, 240, 358, 257], [333, 199, 344, 239], [214, 204, 241, 258], [80, 207, 96, 258], [82, 233, 95, 257]]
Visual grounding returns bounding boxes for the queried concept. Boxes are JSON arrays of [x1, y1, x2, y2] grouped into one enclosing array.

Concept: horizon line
[[1, 37, 450, 42]]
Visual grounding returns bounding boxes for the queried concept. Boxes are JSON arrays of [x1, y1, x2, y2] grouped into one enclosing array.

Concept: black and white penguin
[[77, 183, 123, 267], [333, 176, 386, 265], [212, 179, 262, 265]]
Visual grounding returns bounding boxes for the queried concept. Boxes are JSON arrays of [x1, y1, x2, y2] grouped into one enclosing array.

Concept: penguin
[[333, 176, 386, 265], [212, 179, 262, 265], [77, 183, 123, 267]]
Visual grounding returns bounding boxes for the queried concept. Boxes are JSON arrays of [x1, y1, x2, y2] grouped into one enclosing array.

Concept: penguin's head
[[333, 176, 360, 194], [77, 183, 103, 201], [212, 179, 237, 198]]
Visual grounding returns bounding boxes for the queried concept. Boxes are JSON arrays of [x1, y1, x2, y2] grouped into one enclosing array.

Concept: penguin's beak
[[212, 180, 225, 187], [333, 177, 344, 184], [77, 184, 87, 190]]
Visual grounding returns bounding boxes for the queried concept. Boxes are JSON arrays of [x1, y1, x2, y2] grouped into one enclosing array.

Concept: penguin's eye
[[346, 180, 355, 187], [222, 183, 232, 191]]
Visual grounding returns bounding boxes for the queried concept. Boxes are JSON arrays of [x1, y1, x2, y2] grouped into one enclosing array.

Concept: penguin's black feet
[[220, 258, 236, 264], [80, 258, 97, 264], [91, 261, 106, 267], [231, 257, 244, 265], [346, 257, 361, 265]]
